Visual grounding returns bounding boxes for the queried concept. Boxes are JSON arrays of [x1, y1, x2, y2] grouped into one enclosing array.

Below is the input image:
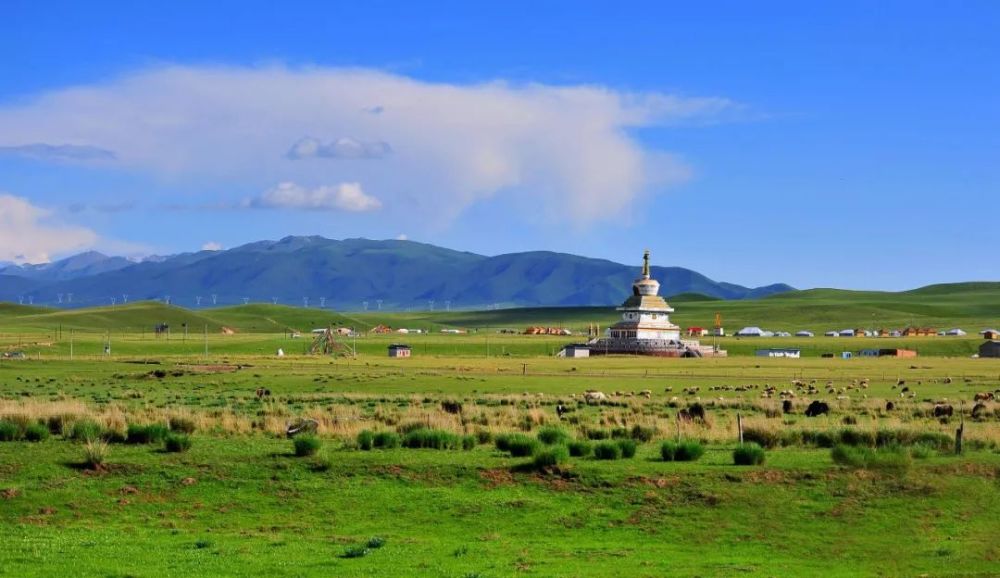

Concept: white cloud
[[201, 241, 223, 251], [287, 137, 392, 159], [248, 182, 382, 212], [0, 143, 116, 162], [0, 65, 737, 226], [395, 234, 408, 241], [0, 194, 98, 263]]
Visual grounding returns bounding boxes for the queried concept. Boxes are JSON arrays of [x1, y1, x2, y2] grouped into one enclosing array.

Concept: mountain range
[[0, 237, 794, 309]]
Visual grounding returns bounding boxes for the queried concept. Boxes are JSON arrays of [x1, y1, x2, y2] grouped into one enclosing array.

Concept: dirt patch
[[479, 467, 515, 488], [743, 470, 791, 484], [1, 488, 20, 500], [180, 364, 241, 373], [629, 475, 682, 489]]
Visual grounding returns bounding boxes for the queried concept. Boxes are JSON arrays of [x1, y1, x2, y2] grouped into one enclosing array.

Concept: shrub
[[910, 443, 934, 459], [533, 445, 569, 469], [461, 435, 476, 451], [373, 431, 401, 449], [630, 425, 656, 442], [838, 428, 876, 448], [733, 443, 766, 466], [0, 420, 21, 441], [831, 444, 911, 470], [24, 423, 49, 442], [68, 420, 103, 442], [567, 440, 592, 457], [357, 430, 375, 451], [500, 434, 539, 457], [674, 441, 705, 462], [83, 438, 109, 469], [742, 427, 780, 449], [660, 441, 678, 461], [127, 424, 169, 445], [340, 545, 369, 559], [585, 429, 610, 440], [475, 430, 493, 444], [366, 536, 386, 549], [593, 441, 622, 460], [402, 428, 459, 450], [164, 434, 192, 453], [610, 427, 630, 439], [168, 416, 196, 434], [537, 426, 570, 445], [616, 438, 637, 458], [494, 433, 512, 452], [293, 434, 321, 457]]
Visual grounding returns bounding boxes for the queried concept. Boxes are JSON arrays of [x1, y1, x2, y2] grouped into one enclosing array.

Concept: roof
[[388, 343, 411, 349], [618, 295, 673, 311]]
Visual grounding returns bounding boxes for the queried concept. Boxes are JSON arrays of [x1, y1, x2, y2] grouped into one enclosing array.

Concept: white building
[[839, 329, 856, 337], [606, 251, 681, 342], [755, 348, 801, 358], [824, 331, 839, 337], [945, 328, 967, 336], [795, 331, 814, 337]]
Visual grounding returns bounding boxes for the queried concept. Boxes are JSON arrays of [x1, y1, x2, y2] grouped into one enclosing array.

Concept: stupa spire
[[641, 249, 650, 278]]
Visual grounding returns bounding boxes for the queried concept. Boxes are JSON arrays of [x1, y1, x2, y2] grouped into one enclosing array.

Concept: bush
[[366, 536, 386, 549], [630, 425, 656, 442], [733, 443, 766, 466], [660, 441, 678, 461], [674, 441, 705, 462], [585, 429, 610, 440], [910, 443, 935, 460], [340, 545, 369, 559], [83, 438, 109, 469], [402, 428, 460, 450], [373, 431, 401, 449], [567, 440, 592, 457], [475, 430, 493, 444], [616, 438, 637, 458], [293, 434, 321, 457], [499, 434, 539, 457], [537, 426, 570, 446], [831, 444, 911, 470], [742, 427, 780, 449], [168, 416, 196, 434], [164, 434, 192, 453], [461, 435, 476, 451], [593, 441, 622, 460], [68, 419, 103, 442], [127, 423, 169, 445], [0, 420, 21, 441], [533, 445, 569, 469], [838, 428, 876, 447], [357, 430, 375, 451], [24, 423, 49, 442]]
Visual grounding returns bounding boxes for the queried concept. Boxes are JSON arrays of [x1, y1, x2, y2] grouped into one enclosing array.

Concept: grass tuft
[[733, 443, 766, 466], [293, 434, 321, 457]]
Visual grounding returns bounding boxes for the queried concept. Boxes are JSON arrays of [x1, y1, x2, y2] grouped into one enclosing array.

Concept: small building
[[370, 324, 392, 334], [387, 344, 411, 358], [774, 331, 792, 337], [839, 329, 855, 337], [559, 344, 591, 358], [841, 351, 853, 359], [901, 326, 937, 337], [755, 348, 801, 358], [686, 327, 708, 337], [979, 341, 1000, 358], [795, 331, 814, 337], [824, 331, 839, 337], [945, 328, 967, 336], [711, 327, 726, 337], [980, 329, 1000, 340], [879, 348, 918, 358], [859, 349, 880, 357]]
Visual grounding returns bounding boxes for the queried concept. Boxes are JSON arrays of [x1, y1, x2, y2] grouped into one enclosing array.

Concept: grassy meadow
[[1, 295, 999, 576]]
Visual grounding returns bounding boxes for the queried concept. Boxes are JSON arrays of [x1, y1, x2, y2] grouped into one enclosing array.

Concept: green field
[[1, 297, 999, 576]]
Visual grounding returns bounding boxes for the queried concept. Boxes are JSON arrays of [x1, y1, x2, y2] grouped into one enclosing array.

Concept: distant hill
[[0, 237, 794, 308]]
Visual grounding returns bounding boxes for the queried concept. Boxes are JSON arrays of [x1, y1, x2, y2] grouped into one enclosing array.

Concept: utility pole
[[376, 299, 382, 311], [242, 297, 250, 305], [211, 294, 218, 306], [204, 324, 208, 357], [196, 296, 202, 307]]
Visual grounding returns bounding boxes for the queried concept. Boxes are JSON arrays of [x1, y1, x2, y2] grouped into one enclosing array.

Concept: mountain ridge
[[1, 236, 796, 308]]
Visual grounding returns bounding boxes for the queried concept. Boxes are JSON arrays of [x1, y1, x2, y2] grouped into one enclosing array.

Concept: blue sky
[[0, 1, 997, 290]]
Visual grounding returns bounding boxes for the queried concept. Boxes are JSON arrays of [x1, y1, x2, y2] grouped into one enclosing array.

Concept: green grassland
[[1, 289, 999, 576]]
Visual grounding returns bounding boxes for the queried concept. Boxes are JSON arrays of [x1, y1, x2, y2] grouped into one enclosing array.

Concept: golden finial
[[642, 249, 650, 278]]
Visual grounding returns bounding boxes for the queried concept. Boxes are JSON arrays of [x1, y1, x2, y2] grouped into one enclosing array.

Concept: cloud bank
[[0, 65, 736, 226], [0, 194, 98, 263], [247, 182, 382, 212]]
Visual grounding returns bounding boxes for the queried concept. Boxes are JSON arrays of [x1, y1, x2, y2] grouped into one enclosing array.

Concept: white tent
[[946, 328, 967, 336], [795, 331, 814, 337], [736, 326, 766, 337]]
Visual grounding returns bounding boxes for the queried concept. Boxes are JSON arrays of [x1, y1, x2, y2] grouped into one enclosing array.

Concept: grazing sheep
[[933, 404, 954, 418], [804, 400, 830, 417], [639, 389, 652, 399], [583, 391, 608, 405], [255, 388, 272, 399], [897, 380, 906, 387], [944, 377, 953, 384], [973, 392, 995, 402], [971, 403, 987, 419]]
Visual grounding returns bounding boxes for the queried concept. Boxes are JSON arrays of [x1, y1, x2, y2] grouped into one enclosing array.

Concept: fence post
[[737, 412, 744, 445], [955, 402, 964, 455]]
